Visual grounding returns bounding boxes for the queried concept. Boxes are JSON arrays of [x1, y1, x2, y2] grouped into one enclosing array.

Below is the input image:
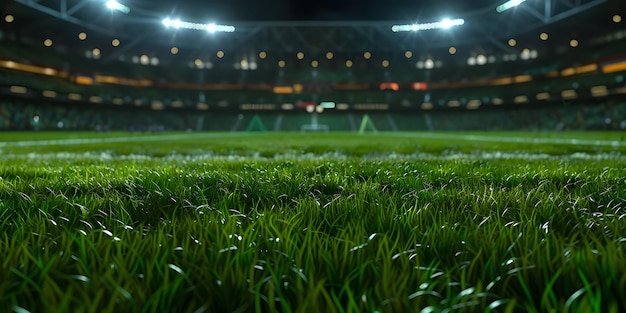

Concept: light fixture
[[392, 18, 464, 32], [496, 0, 527, 13], [162, 18, 235, 32], [476, 55, 487, 65], [105, 0, 130, 14]]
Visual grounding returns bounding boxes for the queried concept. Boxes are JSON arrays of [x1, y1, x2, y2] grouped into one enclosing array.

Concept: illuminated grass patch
[[0, 132, 625, 312]]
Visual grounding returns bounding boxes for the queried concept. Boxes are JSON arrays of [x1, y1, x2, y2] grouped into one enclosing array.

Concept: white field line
[[380, 132, 626, 147], [0, 132, 624, 148], [0, 132, 247, 147]]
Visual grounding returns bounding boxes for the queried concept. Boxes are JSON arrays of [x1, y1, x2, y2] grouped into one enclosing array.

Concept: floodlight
[[105, 0, 130, 14], [162, 17, 235, 32], [496, 0, 526, 13], [392, 18, 464, 32], [440, 18, 454, 29]]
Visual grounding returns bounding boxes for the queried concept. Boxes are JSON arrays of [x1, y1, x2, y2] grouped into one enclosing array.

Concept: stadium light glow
[[162, 18, 235, 32], [105, 0, 130, 14], [440, 18, 455, 29], [391, 18, 464, 32], [496, 0, 526, 13]]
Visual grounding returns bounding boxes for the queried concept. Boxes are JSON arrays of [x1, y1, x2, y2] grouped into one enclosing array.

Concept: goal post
[[245, 114, 267, 132], [358, 114, 378, 134]]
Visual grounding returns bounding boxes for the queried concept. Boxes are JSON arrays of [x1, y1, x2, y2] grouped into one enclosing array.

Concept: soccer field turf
[[1, 131, 625, 312]]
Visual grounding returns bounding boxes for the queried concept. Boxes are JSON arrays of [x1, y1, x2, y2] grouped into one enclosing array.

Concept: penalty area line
[[0, 132, 249, 148], [379, 132, 626, 147]]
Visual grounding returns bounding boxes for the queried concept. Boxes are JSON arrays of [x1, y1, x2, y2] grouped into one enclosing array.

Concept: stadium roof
[[7, 0, 619, 24], [138, 0, 485, 22], [2, 0, 624, 60]]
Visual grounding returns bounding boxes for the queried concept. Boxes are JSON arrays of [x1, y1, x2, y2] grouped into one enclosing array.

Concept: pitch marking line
[[380, 132, 625, 147], [0, 132, 624, 148], [0, 132, 248, 147]]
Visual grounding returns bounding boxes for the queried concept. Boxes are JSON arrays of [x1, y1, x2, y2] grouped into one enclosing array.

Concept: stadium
[[0, 0, 625, 311]]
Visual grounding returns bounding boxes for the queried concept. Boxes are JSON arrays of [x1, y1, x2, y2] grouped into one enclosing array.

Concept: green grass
[[1, 131, 625, 312], [1, 131, 625, 156]]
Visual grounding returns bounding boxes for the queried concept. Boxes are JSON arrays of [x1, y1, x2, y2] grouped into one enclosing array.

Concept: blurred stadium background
[[0, 0, 625, 132]]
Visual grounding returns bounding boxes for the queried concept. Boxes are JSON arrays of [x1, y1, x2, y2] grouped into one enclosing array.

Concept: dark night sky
[[143, 0, 486, 22]]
